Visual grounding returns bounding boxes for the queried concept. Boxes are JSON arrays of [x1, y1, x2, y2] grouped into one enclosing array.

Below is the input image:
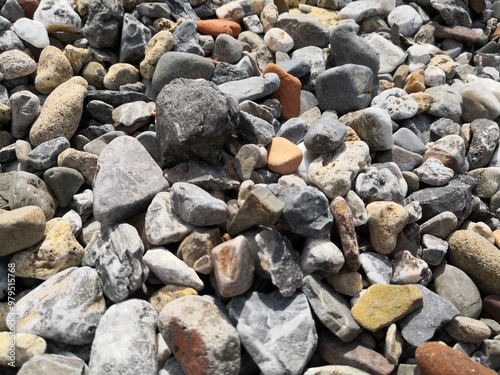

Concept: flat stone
[[89, 299, 158, 375], [196, 19, 241, 38], [301, 237, 345, 276], [275, 13, 329, 49], [218, 73, 280, 103], [0, 206, 45, 257], [443, 316, 491, 344], [17, 354, 88, 375], [28, 137, 70, 171], [92, 136, 168, 225], [264, 63, 301, 120], [228, 291, 317, 375], [366, 33, 407, 74], [7, 267, 105, 345], [159, 295, 240, 375], [112, 101, 155, 127]]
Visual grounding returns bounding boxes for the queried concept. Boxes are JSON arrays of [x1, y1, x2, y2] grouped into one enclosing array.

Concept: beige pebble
[[63, 44, 92, 74], [35, 46, 74, 94], [267, 137, 303, 175], [0, 332, 47, 367], [140, 31, 174, 80], [82, 61, 107, 89], [57, 148, 98, 185], [103, 63, 140, 90]]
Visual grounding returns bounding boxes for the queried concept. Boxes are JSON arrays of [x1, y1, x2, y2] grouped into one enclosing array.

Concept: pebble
[[444, 316, 492, 344], [275, 13, 329, 49], [266, 136, 303, 174], [28, 136, 70, 171], [218, 73, 280, 102], [0, 49, 36, 81], [57, 148, 97, 185], [0, 206, 45, 256], [264, 27, 294, 53], [196, 19, 241, 37], [340, 108, 393, 151], [365, 33, 407, 74], [140, 30, 174, 79], [34, 45, 73, 95], [263, 63, 301, 119], [103, 63, 140, 90], [304, 115, 346, 153], [149, 285, 198, 314], [0, 332, 46, 367], [420, 234, 448, 266], [33, 0, 81, 32], [330, 196, 360, 270], [387, 5, 423, 36], [371, 88, 419, 120], [81, 0, 123, 48], [301, 237, 345, 276]]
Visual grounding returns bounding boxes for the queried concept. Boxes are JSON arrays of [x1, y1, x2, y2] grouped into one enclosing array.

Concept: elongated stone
[[330, 196, 360, 271]]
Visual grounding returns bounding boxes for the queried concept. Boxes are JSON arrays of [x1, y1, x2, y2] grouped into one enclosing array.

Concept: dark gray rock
[[9, 171, 56, 220], [213, 33, 243, 64], [399, 284, 460, 346], [316, 64, 373, 114], [136, 2, 171, 18], [276, 117, 309, 144], [0, 30, 24, 52], [277, 58, 311, 78], [164, 0, 199, 20], [0, 0, 24, 23], [182, 160, 239, 191], [275, 13, 329, 49], [304, 116, 346, 154], [0, 143, 15, 163], [17, 354, 88, 375], [9, 90, 40, 139], [237, 111, 275, 146], [173, 19, 203, 55], [300, 90, 319, 114], [136, 131, 163, 167], [81, 0, 124, 49], [393, 127, 427, 155], [211, 62, 249, 85], [467, 119, 500, 169], [430, 0, 471, 27], [430, 118, 461, 139], [89, 300, 157, 375], [120, 13, 152, 64], [218, 73, 280, 102], [155, 78, 239, 166], [44, 167, 84, 207], [90, 224, 149, 303], [255, 228, 303, 297], [228, 291, 317, 375], [269, 184, 333, 237], [92, 136, 169, 225], [28, 137, 70, 170], [85, 90, 152, 108], [302, 275, 362, 342], [152, 52, 214, 94]]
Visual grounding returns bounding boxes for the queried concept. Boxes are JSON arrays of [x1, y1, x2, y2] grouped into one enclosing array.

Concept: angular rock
[[81, 0, 124, 48], [467, 119, 500, 170], [390, 250, 432, 285], [178, 228, 221, 274], [301, 237, 345, 276], [430, 0, 471, 27], [414, 157, 455, 186], [33, 0, 81, 32], [275, 13, 330, 49], [17, 354, 88, 375], [57, 148, 98, 185], [28, 137, 70, 171], [238, 111, 275, 146], [420, 233, 448, 266], [120, 13, 151, 64], [228, 291, 317, 375], [93, 136, 169, 225], [360, 252, 393, 285], [365, 33, 407, 74]]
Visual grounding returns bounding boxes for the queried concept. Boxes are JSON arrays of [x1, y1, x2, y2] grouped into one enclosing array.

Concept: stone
[[399, 285, 460, 346], [173, 19, 203, 55], [260, 3, 278, 33], [444, 316, 491, 344], [81, 0, 124, 48], [33, 0, 81, 32], [178, 228, 221, 274], [17, 354, 88, 375], [82, 61, 106, 89], [263, 63, 301, 120], [213, 33, 242, 64], [371, 88, 419, 120], [8, 267, 105, 345], [393, 127, 426, 155], [112, 100, 154, 128], [149, 285, 198, 314], [143, 248, 204, 291], [292, 46, 326, 90], [301, 237, 345, 276], [415, 342, 496, 375], [316, 64, 373, 114], [12, 18, 49, 48], [338, 0, 384, 22], [159, 295, 240, 375], [387, 5, 422, 36], [211, 62, 249, 85], [11, 218, 83, 280], [366, 201, 408, 255], [308, 141, 371, 199], [304, 366, 371, 375], [421, 234, 448, 266], [462, 86, 500, 123], [448, 230, 500, 295], [218, 73, 280, 102], [263, 27, 293, 53], [0, 50, 36, 80], [29, 77, 87, 147], [339, 108, 393, 152], [355, 163, 408, 205], [34, 46, 73, 95], [196, 19, 241, 38], [89, 300, 157, 375], [266, 137, 303, 175], [469, 168, 500, 198], [215, 0, 264, 21], [120, 13, 151, 64], [0, 206, 45, 257], [93, 136, 168, 225], [303, 116, 346, 154], [430, 0, 471, 27], [302, 275, 362, 342], [330, 196, 360, 271], [140, 31, 174, 79], [212, 236, 254, 298], [57, 148, 98, 185], [352, 284, 423, 332], [156, 79, 237, 166], [28, 137, 70, 171], [365, 33, 407, 74], [103, 63, 140, 90], [425, 85, 462, 122], [275, 13, 329, 49], [83, 131, 126, 155], [228, 291, 317, 375], [237, 111, 275, 146], [90, 224, 149, 302], [390, 250, 432, 285], [423, 134, 468, 173], [468, 119, 500, 170], [414, 157, 455, 186], [0, 332, 46, 367]]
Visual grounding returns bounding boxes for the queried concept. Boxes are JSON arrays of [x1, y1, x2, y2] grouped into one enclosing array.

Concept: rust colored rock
[[266, 137, 303, 175], [415, 342, 496, 375], [431, 21, 485, 44], [493, 229, 500, 248], [196, 19, 242, 38], [483, 295, 500, 323], [330, 197, 360, 271], [404, 69, 425, 94], [17, 0, 39, 17], [263, 63, 301, 120]]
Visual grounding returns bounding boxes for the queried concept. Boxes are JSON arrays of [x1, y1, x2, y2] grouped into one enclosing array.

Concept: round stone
[[264, 27, 294, 53], [267, 137, 303, 175]]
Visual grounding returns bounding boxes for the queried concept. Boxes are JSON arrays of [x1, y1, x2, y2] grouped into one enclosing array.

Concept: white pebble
[[12, 18, 50, 49], [264, 27, 294, 53]]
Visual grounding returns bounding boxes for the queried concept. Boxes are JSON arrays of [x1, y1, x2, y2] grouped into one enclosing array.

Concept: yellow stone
[[351, 284, 423, 332], [0, 332, 47, 367], [149, 285, 198, 313]]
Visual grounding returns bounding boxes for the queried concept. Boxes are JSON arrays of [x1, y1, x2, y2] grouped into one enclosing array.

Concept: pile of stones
[[1, 0, 500, 374]]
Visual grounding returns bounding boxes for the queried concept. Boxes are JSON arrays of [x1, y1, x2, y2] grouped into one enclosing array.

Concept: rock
[[330, 196, 360, 271], [211, 235, 254, 297], [0, 332, 46, 367], [360, 252, 392, 285], [338, 0, 385, 22], [415, 342, 496, 375], [173, 19, 203, 55], [8, 90, 39, 139], [399, 285, 460, 346], [63, 45, 92, 74], [33, 0, 81, 32], [469, 168, 500, 198], [264, 27, 294, 53], [301, 237, 345, 276], [425, 84, 463, 122], [103, 63, 140, 90], [149, 285, 198, 314], [90, 224, 149, 302], [390, 250, 432, 285], [17, 353, 88, 375], [371, 88, 418, 120], [430, 0, 472, 27], [461, 86, 500, 122], [420, 234, 448, 266], [218, 73, 280, 103], [12, 218, 84, 280], [159, 295, 241, 375], [215, 0, 264, 21], [266, 137, 303, 175], [448, 230, 500, 295], [355, 163, 408, 205], [89, 299, 158, 374], [57, 148, 98, 185], [302, 275, 362, 342], [82, 61, 106, 88], [260, 3, 278, 33], [34, 46, 73, 95], [275, 13, 329, 49], [304, 366, 371, 375], [12, 18, 50, 48], [0, 206, 45, 257], [443, 316, 491, 344], [263, 63, 301, 120], [178, 228, 221, 274], [237, 111, 275, 146], [28, 137, 70, 171], [196, 19, 241, 37], [316, 64, 373, 114], [423, 134, 468, 173], [140, 31, 174, 79], [467, 119, 500, 170], [365, 33, 407, 74], [211, 62, 249, 85], [81, 0, 124, 48], [213, 33, 243, 63], [0, 50, 36, 80], [92, 136, 168, 225], [292, 46, 326, 90], [228, 291, 317, 375], [414, 157, 455, 186], [143, 248, 204, 291], [156, 79, 238, 166], [120, 13, 151, 64], [351, 284, 423, 332], [303, 115, 346, 154], [8, 267, 105, 345], [387, 5, 422, 36], [29, 77, 87, 147]]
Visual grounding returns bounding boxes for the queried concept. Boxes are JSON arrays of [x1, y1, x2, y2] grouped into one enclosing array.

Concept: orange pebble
[[263, 63, 301, 120], [404, 69, 425, 94], [266, 137, 303, 175], [196, 19, 242, 38]]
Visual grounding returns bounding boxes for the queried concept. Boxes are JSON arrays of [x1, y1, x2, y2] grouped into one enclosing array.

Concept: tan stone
[[35, 46, 74, 94], [494, 229, 500, 248], [351, 284, 423, 332], [0, 103, 11, 124], [325, 270, 363, 297], [177, 228, 222, 274], [330, 197, 360, 271], [149, 285, 198, 314], [404, 69, 425, 94], [29, 76, 88, 147], [63, 44, 92, 74], [140, 31, 174, 79], [11, 218, 84, 280], [103, 63, 140, 90], [410, 92, 432, 114], [0, 332, 47, 367], [428, 54, 457, 80], [0, 206, 46, 256], [267, 137, 303, 175], [57, 148, 98, 185]]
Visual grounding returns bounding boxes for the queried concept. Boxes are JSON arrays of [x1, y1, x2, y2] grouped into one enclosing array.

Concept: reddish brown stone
[[196, 19, 241, 38], [415, 342, 496, 375], [263, 63, 301, 120], [330, 197, 360, 271], [431, 21, 484, 44], [17, 0, 39, 18], [483, 295, 500, 323]]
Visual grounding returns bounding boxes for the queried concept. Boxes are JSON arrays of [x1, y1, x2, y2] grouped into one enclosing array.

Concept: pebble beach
[[1, 0, 500, 373]]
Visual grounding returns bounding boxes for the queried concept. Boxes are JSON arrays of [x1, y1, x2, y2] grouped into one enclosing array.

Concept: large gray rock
[[119, 13, 151, 64], [425, 85, 463, 122], [81, 0, 124, 48], [303, 116, 346, 154], [89, 299, 158, 375], [90, 224, 149, 303], [155, 78, 239, 167], [467, 118, 500, 169], [7, 267, 105, 345], [228, 291, 317, 375], [158, 295, 240, 375], [275, 13, 329, 49], [92, 136, 169, 225]]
